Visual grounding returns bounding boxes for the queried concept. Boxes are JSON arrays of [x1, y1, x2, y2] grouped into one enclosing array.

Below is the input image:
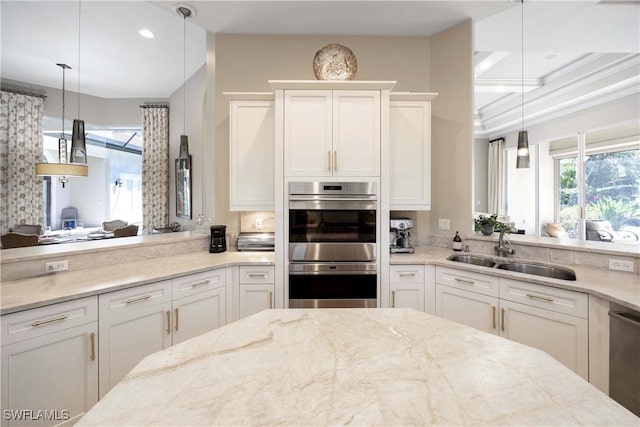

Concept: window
[[42, 128, 142, 230], [555, 124, 640, 245], [503, 121, 640, 246]]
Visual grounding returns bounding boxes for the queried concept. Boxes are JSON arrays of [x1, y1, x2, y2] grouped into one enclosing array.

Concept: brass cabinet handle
[[269, 291, 273, 309], [190, 279, 211, 288], [175, 308, 179, 331], [526, 293, 554, 302], [492, 306, 497, 329], [501, 308, 505, 332], [90, 332, 96, 361], [328, 151, 332, 171], [399, 273, 417, 278], [334, 151, 338, 171], [125, 294, 152, 304], [454, 278, 475, 285], [391, 290, 396, 308], [32, 314, 68, 327], [166, 310, 171, 334]]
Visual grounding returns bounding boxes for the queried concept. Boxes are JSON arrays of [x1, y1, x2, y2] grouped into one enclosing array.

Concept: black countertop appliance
[[209, 225, 227, 253]]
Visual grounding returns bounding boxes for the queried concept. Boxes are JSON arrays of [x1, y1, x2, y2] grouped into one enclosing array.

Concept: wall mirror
[[473, 1, 639, 251]]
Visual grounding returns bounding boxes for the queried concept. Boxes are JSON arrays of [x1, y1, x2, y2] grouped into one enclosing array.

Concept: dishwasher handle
[[609, 310, 640, 328]]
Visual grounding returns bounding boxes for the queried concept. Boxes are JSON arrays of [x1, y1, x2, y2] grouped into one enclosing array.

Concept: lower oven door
[[289, 263, 377, 309]]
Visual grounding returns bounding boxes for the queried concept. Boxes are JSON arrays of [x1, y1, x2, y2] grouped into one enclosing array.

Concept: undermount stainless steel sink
[[447, 254, 577, 281], [447, 254, 496, 268], [495, 262, 577, 281]]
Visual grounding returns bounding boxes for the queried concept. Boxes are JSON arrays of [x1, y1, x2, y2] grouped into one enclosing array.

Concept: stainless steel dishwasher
[[609, 304, 640, 417]]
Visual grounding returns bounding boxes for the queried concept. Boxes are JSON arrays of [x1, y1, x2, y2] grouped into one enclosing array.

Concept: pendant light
[[34, 63, 88, 188], [175, 5, 193, 184], [71, 0, 87, 165], [35, 0, 88, 187], [516, 0, 530, 169]]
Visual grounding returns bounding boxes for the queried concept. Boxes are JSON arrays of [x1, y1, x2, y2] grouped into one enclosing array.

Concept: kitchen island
[[77, 308, 638, 426]]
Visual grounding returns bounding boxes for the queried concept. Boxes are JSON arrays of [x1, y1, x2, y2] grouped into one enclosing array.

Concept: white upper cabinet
[[279, 83, 388, 177], [389, 93, 437, 210], [226, 93, 275, 211], [283, 90, 333, 176]]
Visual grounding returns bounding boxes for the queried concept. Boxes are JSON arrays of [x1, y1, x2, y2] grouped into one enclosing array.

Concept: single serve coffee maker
[[390, 218, 415, 254], [209, 225, 227, 253]]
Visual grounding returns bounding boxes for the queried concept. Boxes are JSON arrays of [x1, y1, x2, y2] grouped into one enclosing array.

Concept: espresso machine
[[390, 218, 415, 254]]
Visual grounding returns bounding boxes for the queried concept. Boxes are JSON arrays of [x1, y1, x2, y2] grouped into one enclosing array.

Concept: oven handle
[[289, 263, 377, 275], [289, 195, 377, 201]]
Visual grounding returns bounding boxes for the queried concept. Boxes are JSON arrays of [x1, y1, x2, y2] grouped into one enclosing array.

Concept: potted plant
[[474, 214, 508, 235]]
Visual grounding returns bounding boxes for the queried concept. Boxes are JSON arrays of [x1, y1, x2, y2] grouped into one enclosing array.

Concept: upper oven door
[[289, 209, 376, 243]]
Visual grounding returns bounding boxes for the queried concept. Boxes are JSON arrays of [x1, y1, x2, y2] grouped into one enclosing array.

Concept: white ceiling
[[2, 1, 639, 136]]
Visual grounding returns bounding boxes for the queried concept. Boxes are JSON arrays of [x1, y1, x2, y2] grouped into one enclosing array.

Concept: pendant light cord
[[77, 0, 81, 118], [61, 67, 66, 138], [183, 12, 186, 135], [521, 0, 525, 132]]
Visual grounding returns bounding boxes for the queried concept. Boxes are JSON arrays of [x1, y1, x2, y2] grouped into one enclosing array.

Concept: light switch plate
[[438, 219, 450, 230]]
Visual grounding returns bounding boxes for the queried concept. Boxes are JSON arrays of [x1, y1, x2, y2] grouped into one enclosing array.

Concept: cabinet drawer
[[1, 296, 97, 345], [435, 267, 499, 297], [499, 279, 588, 319], [100, 281, 171, 312], [239, 265, 274, 284], [390, 265, 424, 283], [173, 268, 226, 298]]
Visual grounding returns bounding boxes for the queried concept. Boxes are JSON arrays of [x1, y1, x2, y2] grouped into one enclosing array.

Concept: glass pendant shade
[[178, 135, 190, 169], [70, 119, 87, 164], [516, 130, 530, 169]]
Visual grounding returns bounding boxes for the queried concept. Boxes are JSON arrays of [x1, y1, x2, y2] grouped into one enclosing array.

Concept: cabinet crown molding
[[268, 80, 396, 90]]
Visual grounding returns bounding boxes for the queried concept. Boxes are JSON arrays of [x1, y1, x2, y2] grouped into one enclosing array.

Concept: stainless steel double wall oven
[[288, 181, 377, 308]]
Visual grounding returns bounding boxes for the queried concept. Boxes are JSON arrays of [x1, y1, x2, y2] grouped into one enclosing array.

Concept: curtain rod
[[1, 88, 47, 100], [139, 104, 169, 109], [489, 137, 505, 143]]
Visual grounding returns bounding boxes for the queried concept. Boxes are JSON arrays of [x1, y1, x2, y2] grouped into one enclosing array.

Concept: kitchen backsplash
[[240, 212, 276, 233]]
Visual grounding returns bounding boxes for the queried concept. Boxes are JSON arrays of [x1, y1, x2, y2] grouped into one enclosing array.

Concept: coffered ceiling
[[1, 1, 638, 137]]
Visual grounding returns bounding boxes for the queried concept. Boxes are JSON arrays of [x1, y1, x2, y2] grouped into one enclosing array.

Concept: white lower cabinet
[[171, 269, 226, 345], [1, 297, 98, 427], [436, 284, 499, 335], [99, 268, 226, 397], [435, 267, 588, 379], [389, 265, 435, 315], [238, 266, 275, 319]]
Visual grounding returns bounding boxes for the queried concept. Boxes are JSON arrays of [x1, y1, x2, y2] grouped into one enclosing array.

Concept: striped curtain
[[141, 106, 169, 235], [488, 137, 505, 216], [0, 91, 44, 235]]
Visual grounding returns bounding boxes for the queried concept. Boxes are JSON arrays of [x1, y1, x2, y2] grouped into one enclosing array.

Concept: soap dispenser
[[453, 231, 463, 251]]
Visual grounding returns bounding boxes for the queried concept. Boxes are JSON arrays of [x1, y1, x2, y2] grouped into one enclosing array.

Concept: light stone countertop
[[0, 251, 274, 315], [1, 245, 638, 315], [392, 246, 640, 311], [76, 308, 639, 426]]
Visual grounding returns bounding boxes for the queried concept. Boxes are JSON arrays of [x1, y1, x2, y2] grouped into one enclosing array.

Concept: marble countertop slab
[[392, 247, 640, 311], [0, 251, 274, 315], [2, 245, 638, 315], [77, 308, 639, 426]]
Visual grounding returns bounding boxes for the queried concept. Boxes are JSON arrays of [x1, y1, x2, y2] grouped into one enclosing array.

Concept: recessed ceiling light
[[138, 29, 154, 39]]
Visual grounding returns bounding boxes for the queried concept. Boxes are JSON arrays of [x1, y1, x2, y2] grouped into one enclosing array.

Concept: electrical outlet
[[255, 218, 263, 230], [609, 259, 635, 273], [46, 260, 68, 273], [438, 219, 450, 230]]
